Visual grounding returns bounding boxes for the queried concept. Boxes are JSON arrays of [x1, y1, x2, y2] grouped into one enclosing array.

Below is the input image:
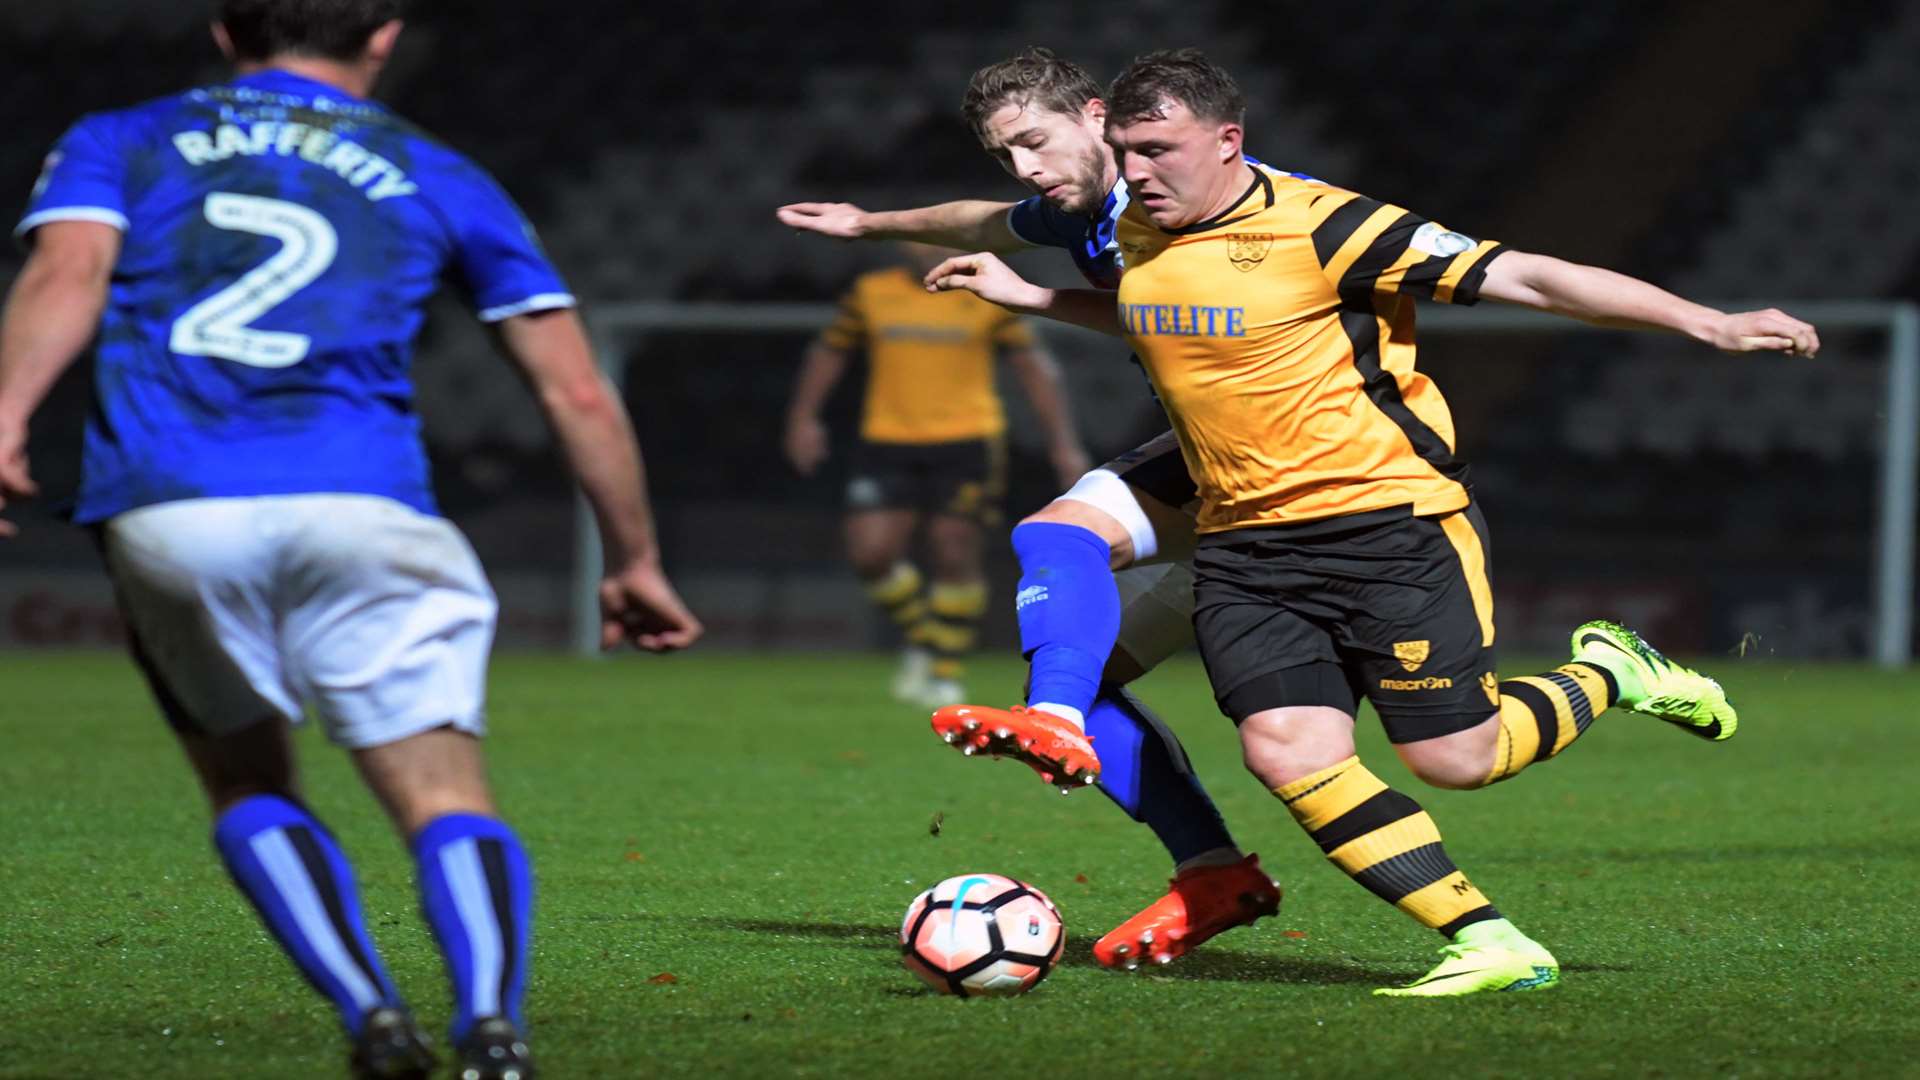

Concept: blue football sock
[[212, 795, 400, 1036], [1012, 522, 1120, 717], [1085, 688, 1237, 865], [414, 813, 533, 1041]]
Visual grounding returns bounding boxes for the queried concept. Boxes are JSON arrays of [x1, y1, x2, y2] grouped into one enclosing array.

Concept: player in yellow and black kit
[[925, 51, 1818, 996], [786, 243, 1088, 707]]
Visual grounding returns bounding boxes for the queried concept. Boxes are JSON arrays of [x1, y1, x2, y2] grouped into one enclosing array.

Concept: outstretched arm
[[0, 220, 119, 537], [784, 341, 851, 475], [777, 200, 1028, 254], [924, 252, 1122, 337], [1478, 250, 1820, 356], [496, 308, 702, 652]]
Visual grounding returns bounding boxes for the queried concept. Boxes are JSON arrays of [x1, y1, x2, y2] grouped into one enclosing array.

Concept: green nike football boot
[[1571, 620, 1738, 741], [1375, 925, 1560, 997]]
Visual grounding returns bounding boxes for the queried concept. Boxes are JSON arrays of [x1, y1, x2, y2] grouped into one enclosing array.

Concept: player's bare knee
[[394, 787, 496, 836], [1236, 707, 1356, 789], [1403, 755, 1488, 791], [1242, 738, 1345, 791], [205, 778, 302, 816], [925, 516, 983, 580], [179, 718, 299, 814], [374, 779, 495, 837], [844, 510, 915, 579], [352, 727, 495, 835], [846, 534, 905, 581], [1019, 500, 1133, 569], [927, 549, 980, 583], [1396, 723, 1498, 790], [848, 549, 896, 581], [196, 763, 299, 812]]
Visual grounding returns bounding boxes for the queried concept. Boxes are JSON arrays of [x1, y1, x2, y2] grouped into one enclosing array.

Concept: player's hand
[[0, 421, 37, 539], [776, 202, 871, 240], [599, 558, 703, 653], [784, 416, 829, 476], [1050, 442, 1092, 489], [923, 252, 1048, 311], [1709, 309, 1820, 357]]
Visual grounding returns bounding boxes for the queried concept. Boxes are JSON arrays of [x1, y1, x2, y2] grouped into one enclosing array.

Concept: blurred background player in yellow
[[785, 243, 1088, 707]]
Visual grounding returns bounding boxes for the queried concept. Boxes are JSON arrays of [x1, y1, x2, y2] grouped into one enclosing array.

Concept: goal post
[[576, 299, 1920, 667]]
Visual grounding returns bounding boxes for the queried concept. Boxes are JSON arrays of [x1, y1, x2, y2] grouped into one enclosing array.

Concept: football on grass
[[900, 873, 1064, 997]]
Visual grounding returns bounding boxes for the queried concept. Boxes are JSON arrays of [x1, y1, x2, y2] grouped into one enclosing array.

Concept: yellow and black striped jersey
[[820, 267, 1036, 444], [1114, 162, 1507, 532]]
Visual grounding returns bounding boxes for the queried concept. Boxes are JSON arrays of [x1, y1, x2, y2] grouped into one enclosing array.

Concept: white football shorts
[[1113, 562, 1196, 674], [103, 493, 497, 749], [1053, 431, 1202, 674]]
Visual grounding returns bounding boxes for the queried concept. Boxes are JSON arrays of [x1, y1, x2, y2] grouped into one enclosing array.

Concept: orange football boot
[[929, 703, 1100, 792], [1093, 854, 1282, 969]]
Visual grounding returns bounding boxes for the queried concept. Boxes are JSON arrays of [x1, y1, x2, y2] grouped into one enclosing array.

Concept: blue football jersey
[[1005, 157, 1301, 291], [17, 69, 573, 523], [1007, 184, 1129, 290]]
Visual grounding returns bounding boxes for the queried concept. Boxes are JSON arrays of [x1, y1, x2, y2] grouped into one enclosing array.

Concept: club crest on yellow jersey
[[1226, 233, 1276, 272]]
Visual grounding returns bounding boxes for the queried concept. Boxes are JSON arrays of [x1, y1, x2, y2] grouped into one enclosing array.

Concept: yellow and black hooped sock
[[863, 561, 926, 633], [1483, 662, 1619, 784], [917, 580, 988, 681], [1275, 756, 1499, 937]]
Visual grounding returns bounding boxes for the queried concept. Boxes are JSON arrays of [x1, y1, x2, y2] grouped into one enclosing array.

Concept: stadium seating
[[1560, 352, 1881, 462], [0, 3, 1907, 653], [1665, 0, 1920, 300], [1220, 0, 1640, 222]]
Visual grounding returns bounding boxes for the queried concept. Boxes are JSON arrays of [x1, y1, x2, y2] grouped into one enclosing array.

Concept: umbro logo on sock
[[1015, 585, 1049, 610]]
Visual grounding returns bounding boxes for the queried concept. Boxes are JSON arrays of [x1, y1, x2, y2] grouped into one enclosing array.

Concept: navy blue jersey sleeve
[[15, 114, 129, 242], [439, 159, 574, 322], [1006, 194, 1089, 250]]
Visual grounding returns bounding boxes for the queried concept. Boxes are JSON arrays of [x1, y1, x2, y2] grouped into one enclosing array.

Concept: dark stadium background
[[2, 0, 1913, 658]]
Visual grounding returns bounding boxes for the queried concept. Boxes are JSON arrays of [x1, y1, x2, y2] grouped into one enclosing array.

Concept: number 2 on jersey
[[169, 192, 338, 368]]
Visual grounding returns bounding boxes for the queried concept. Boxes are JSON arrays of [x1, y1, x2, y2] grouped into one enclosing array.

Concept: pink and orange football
[[900, 873, 1064, 996]]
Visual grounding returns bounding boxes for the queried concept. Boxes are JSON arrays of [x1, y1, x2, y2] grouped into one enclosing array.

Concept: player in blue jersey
[[779, 49, 1278, 970], [0, 2, 700, 1076]]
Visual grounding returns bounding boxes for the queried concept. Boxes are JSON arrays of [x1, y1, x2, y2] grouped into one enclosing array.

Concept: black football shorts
[[1192, 503, 1500, 743], [844, 436, 1006, 525]]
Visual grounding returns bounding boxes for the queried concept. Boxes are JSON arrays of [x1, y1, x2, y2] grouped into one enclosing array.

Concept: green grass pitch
[[5, 649, 1919, 1078]]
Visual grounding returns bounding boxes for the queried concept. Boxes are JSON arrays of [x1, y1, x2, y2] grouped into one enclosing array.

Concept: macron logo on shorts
[[1015, 585, 1049, 611]]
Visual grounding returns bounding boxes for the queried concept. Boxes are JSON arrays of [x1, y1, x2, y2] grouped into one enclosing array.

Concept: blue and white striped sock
[[413, 813, 533, 1042], [212, 795, 400, 1036]]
